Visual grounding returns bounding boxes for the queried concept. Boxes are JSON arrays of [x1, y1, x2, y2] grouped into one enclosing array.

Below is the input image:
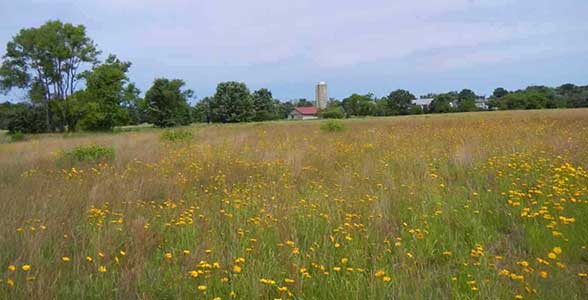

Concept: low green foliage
[[62, 144, 115, 164], [161, 129, 193, 141], [9, 131, 25, 142], [320, 107, 346, 119], [320, 119, 345, 132]]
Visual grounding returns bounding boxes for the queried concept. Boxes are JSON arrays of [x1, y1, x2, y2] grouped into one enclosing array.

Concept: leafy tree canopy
[[210, 81, 254, 123], [0, 20, 100, 131], [251, 88, 278, 121], [78, 55, 133, 131], [146, 78, 193, 127], [342, 93, 375, 116], [386, 89, 416, 115], [457, 89, 477, 112]]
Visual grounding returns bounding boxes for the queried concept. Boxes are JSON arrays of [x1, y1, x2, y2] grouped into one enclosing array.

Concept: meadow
[[1, 109, 588, 299]]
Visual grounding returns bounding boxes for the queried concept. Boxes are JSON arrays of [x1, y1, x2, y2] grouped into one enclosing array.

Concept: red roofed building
[[288, 106, 319, 120]]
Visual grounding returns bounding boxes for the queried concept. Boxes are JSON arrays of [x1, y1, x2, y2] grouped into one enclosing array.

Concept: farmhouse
[[413, 98, 434, 110], [288, 106, 319, 120]]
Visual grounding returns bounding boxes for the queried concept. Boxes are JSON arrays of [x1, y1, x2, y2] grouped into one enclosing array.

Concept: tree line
[[1, 21, 588, 134]]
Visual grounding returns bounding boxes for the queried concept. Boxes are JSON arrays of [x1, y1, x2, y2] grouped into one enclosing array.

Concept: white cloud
[[85, 0, 566, 68]]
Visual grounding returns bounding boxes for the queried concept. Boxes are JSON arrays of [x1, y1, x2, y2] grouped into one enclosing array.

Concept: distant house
[[412, 98, 434, 110], [289, 106, 319, 120], [475, 97, 489, 110]]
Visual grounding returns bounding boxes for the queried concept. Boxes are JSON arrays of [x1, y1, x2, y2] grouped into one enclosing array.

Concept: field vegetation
[[1, 110, 588, 299]]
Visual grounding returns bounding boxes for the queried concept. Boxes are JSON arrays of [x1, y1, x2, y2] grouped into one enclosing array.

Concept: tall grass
[[1, 109, 587, 299]]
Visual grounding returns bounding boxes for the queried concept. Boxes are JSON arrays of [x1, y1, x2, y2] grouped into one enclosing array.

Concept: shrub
[[7, 105, 48, 134], [320, 107, 346, 119], [62, 144, 115, 164], [161, 129, 193, 142], [409, 105, 424, 115], [320, 120, 345, 132], [9, 131, 25, 142]]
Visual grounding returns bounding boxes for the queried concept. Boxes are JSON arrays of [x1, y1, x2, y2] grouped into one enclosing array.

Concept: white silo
[[315, 81, 328, 110]]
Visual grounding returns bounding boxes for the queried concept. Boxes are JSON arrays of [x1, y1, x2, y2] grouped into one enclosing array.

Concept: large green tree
[[193, 97, 212, 123], [430, 93, 455, 113], [0, 20, 100, 131], [251, 88, 278, 121], [387, 89, 416, 115], [146, 78, 193, 127], [492, 87, 509, 98], [120, 83, 146, 125], [342, 93, 376, 116], [457, 89, 477, 112], [556, 83, 588, 108], [210, 81, 254, 123], [78, 55, 132, 131], [277, 101, 295, 119]]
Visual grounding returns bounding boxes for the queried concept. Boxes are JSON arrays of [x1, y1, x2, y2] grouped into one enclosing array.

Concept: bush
[[409, 106, 424, 115], [62, 144, 115, 164], [320, 107, 346, 119], [9, 131, 25, 142], [320, 120, 345, 132], [7, 105, 48, 134], [161, 129, 193, 142]]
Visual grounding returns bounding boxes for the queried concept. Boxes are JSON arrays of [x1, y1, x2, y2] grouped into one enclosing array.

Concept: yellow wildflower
[[235, 257, 245, 264]]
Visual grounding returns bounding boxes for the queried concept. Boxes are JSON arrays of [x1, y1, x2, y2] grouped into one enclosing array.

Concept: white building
[[412, 98, 434, 110], [315, 81, 328, 110]]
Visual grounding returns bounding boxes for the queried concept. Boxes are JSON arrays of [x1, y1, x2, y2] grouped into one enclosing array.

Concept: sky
[[1, 0, 588, 102]]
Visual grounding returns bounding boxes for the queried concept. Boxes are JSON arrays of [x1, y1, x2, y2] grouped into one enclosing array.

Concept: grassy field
[[1, 109, 588, 299]]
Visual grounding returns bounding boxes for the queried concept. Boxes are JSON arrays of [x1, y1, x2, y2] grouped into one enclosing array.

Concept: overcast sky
[[1, 0, 587, 101]]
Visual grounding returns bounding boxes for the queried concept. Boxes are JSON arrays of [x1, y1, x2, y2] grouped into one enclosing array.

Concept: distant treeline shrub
[[320, 107, 345, 119]]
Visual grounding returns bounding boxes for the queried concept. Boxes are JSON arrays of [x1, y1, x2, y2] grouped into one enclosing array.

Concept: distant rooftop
[[413, 98, 434, 106], [294, 106, 318, 115]]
